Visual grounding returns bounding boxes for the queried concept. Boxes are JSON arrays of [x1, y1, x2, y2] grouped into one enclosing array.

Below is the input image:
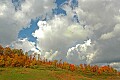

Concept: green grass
[[0, 66, 120, 80]]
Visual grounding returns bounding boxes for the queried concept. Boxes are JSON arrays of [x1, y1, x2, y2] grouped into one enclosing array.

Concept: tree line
[[0, 45, 120, 75]]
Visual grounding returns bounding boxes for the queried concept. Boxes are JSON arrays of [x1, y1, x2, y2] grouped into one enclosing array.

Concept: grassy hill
[[0, 65, 120, 80]]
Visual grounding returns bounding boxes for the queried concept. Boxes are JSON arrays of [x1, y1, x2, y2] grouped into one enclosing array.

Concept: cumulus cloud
[[0, 1, 17, 46], [100, 32, 114, 40], [11, 38, 35, 52], [0, 0, 55, 46], [42, 51, 67, 61], [33, 16, 92, 53], [27, 0, 120, 67], [59, 0, 120, 66], [100, 24, 120, 40], [66, 39, 95, 64], [110, 62, 120, 71], [72, 0, 120, 65]]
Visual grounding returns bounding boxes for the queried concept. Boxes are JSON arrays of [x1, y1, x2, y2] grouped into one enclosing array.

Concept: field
[[0, 65, 120, 80]]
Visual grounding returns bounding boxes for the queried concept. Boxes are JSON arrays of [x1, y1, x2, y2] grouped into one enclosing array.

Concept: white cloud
[[110, 62, 120, 68], [29, 0, 120, 66], [33, 16, 92, 53], [11, 38, 35, 52], [110, 62, 120, 71], [0, 4, 7, 16], [100, 32, 114, 40], [66, 39, 95, 64], [100, 24, 120, 40], [61, 0, 120, 65], [0, 0, 55, 46]]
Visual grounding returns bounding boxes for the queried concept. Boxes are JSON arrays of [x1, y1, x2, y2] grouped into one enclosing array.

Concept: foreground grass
[[0, 65, 120, 80]]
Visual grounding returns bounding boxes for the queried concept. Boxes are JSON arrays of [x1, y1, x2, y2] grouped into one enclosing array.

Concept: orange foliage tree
[[0, 44, 119, 76]]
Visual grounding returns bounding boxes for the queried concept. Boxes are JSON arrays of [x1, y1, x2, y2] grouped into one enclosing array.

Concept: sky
[[0, 0, 120, 70]]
